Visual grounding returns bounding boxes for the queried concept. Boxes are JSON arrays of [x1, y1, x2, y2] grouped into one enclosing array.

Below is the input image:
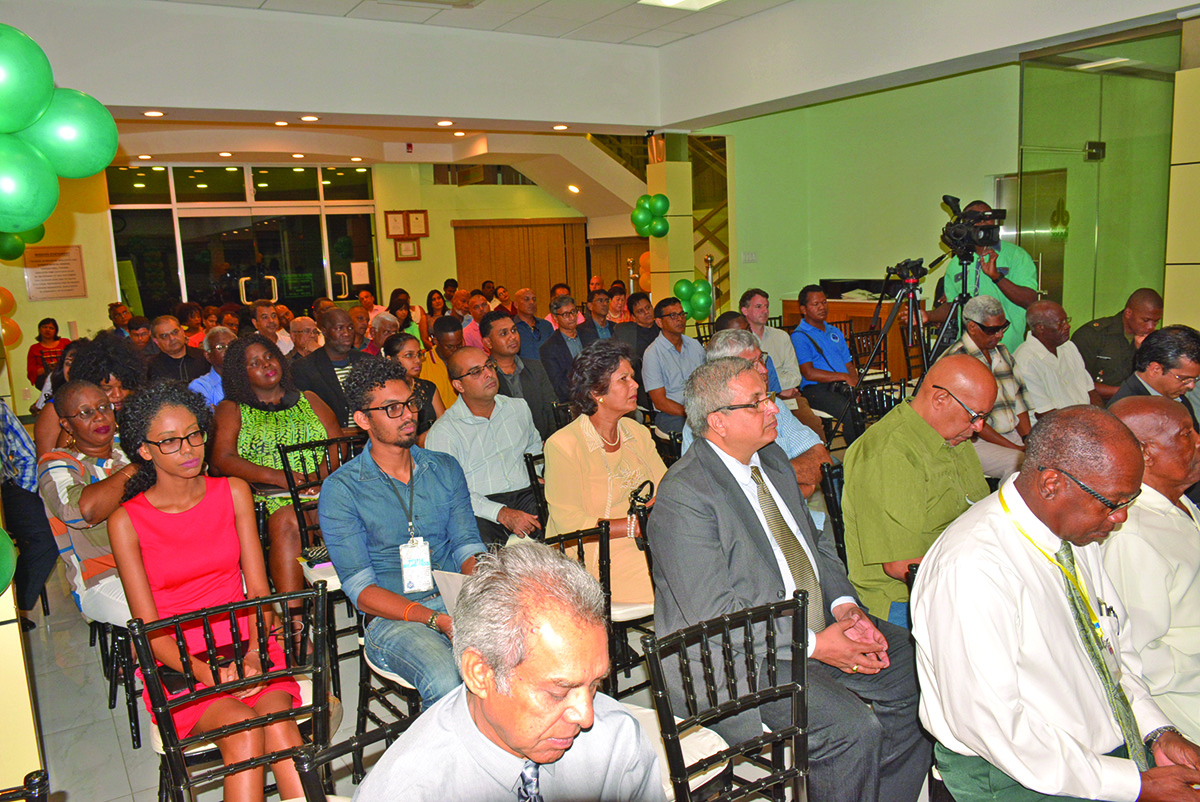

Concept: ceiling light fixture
[[300, 115, 319, 122], [196, 184, 208, 188], [225, 167, 238, 171], [350, 157, 362, 162], [568, 185, 580, 193], [133, 183, 145, 188], [437, 120, 453, 127], [143, 110, 164, 117], [293, 167, 305, 172], [276, 121, 288, 126], [355, 168, 367, 172], [454, 131, 465, 137], [152, 166, 165, 171], [637, 0, 731, 9], [219, 152, 232, 157], [1073, 57, 1131, 70], [138, 154, 152, 160], [553, 124, 568, 131], [292, 154, 304, 158], [257, 182, 268, 187], [322, 180, 331, 185]]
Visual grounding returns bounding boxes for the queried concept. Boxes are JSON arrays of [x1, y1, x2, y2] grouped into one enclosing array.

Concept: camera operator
[[914, 200, 1038, 353]]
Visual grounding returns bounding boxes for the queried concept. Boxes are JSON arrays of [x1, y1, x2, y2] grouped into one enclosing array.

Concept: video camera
[[886, 258, 927, 283], [940, 195, 1005, 261]]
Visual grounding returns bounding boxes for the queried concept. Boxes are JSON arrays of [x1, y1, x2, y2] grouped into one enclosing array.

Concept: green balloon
[[0, 134, 59, 233], [690, 293, 713, 317], [634, 223, 651, 238], [15, 88, 118, 179], [630, 207, 653, 229], [17, 223, 44, 243], [0, 25, 54, 134], [680, 296, 693, 316], [636, 194, 652, 210], [0, 526, 14, 593], [649, 193, 670, 217], [649, 217, 670, 238], [673, 279, 695, 300], [0, 232, 25, 261], [692, 279, 712, 296]]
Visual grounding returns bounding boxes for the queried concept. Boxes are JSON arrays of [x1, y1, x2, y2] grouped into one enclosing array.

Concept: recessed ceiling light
[[637, 0, 731, 9], [152, 166, 165, 171], [275, 121, 288, 126], [321, 180, 331, 185], [194, 169, 204, 173], [219, 152, 232, 157], [300, 115, 319, 122], [118, 167, 128, 171], [257, 182, 268, 187], [355, 168, 367, 172], [350, 157, 362, 162], [293, 167, 305, 172], [143, 111, 164, 117], [133, 183, 145, 188], [138, 154, 152, 160], [436, 120, 453, 127], [196, 184, 208, 188], [258, 170, 268, 174], [292, 154, 304, 159], [454, 131, 465, 137], [225, 167, 238, 172], [553, 124, 568, 131], [568, 185, 580, 193], [136, 172, 146, 177]]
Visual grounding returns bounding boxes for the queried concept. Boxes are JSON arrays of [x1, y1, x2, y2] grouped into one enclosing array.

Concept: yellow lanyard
[[998, 488, 1106, 646]]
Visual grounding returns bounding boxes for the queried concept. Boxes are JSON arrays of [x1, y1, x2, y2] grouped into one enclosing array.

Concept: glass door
[[324, 212, 377, 305]]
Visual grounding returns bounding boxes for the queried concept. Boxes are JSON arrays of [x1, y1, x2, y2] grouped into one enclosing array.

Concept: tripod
[[915, 250, 974, 394]]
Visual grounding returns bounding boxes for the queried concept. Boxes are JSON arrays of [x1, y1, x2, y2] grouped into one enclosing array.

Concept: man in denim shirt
[[320, 358, 486, 709]]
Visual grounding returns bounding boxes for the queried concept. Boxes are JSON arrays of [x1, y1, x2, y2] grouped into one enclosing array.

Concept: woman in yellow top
[[544, 339, 665, 606]]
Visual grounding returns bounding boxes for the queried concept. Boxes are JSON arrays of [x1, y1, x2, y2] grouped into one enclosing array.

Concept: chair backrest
[[293, 717, 411, 801], [693, 320, 713, 345], [855, 381, 906, 423], [849, 330, 888, 382], [0, 772, 48, 802], [641, 593, 809, 801], [819, 462, 847, 569], [523, 453, 548, 529], [541, 523, 616, 694], [629, 479, 654, 575], [277, 434, 368, 549], [766, 315, 783, 329], [828, 319, 853, 339], [551, 401, 576, 432], [128, 584, 331, 796], [654, 430, 683, 467]]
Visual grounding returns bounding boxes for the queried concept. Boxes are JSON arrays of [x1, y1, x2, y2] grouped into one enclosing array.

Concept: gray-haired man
[[355, 542, 665, 802], [187, 325, 236, 408]]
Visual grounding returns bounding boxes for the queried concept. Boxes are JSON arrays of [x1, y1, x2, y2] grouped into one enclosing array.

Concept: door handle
[[335, 272, 349, 299], [238, 276, 251, 305], [266, 275, 279, 303]]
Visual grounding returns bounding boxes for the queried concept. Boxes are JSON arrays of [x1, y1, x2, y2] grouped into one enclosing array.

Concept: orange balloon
[[1, 317, 20, 348], [638, 251, 651, 271], [638, 270, 652, 293], [0, 287, 15, 317]]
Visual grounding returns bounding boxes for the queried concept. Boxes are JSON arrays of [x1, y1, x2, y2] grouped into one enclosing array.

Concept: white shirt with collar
[[707, 440, 855, 654], [1013, 335, 1094, 424]]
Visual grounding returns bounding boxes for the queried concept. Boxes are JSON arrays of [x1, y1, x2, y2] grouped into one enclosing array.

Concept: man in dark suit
[[650, 356, 929, 802], [1109, 324, 1200, 430], [539, 294, 583, 401], [293, 307, 367, 428], [578, 288, 615, 345], [483, 309, 558, 441]]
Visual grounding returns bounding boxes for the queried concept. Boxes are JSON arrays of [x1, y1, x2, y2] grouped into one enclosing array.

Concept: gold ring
[[851, 665, 859, 673]]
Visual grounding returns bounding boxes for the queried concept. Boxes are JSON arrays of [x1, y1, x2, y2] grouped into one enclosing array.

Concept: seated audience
[[1073, 288, 1164, 399], [791, 285, 865, 444], [615, 291, 660, 412], [939, 294, 1032, 478], [174, 301, 204, 347], [843, 356, 994, 622], [28, 338, 82, 455], [1014, 300, 1099, 423], [641, 297, 705, 434], [287, 316, 321, 360], [509, 287, 552, 362], [251, 298, 292, 355], [913, 406, 1200, 801], [421, 289, 449, 351], [589, 275, 604, 293], [1, 397, 56, 629], [27, 317, 70, 389], [108, 302, 132, 338], [540, 294, 585, 402], [187, 326, 235, 408], [544, 340, 666, 606], [1110, 325, 1200, 430], [741, 287, 803, 399], [682, 329, 829, 496], [492, 284, 514, 315], [608, 284, 632, 324], [382, 333, 444, 447], [360, 289, 383, 321], [210, 335, 340, 597], [450, 288, 472, 327], [109, 382, 304, 802], [462, 291, 490, 350], [37, 380, 136, 627], [483, 310, 557, 441], [426, 347, 543, 547], [201, 305, 220, 334], [386, 289, 421, 339], [544, 283, 584, 330], [127, 316, 158, 360], [347, 305, 369, 351], [148, 315, 209, 383], [481, 279, 499, 310], [320, 358, 486, 709], [292, 308, 366, 429], [354, 542, 664, 802], [651, 356, 929, 802], [32, 336, 84, 415], [275, 303, 295, 332], [363, 311, 400, 358], [1106, 396, 1200, 744], [578, 288, 614, 344], [426, 315, 464, 408]]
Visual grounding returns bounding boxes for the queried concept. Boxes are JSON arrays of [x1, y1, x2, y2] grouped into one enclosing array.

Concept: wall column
[[647, 134, 694, 302]]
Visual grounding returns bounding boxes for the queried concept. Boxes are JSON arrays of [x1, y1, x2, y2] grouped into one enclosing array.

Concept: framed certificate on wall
[[384, 211, 407, 239], [395, 238, 421, 261], [405, 210, 428, 237]]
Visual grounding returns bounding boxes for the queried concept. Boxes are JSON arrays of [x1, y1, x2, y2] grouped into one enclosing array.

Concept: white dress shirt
[[1013, 336, 1094, 424], [756, 325, 801, 391], [709, 443, 855, 654], [1103, 485, 1200, 743], [912, 476, 1171, 802]]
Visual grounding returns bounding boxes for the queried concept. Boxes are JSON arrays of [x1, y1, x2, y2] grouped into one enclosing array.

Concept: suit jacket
[[292, 347, 366, 427], [496, 358, 558, 442], [650, 437, 857, 739], [578, 317, 615, 346], [1110, 373, 1199, 429], [539, 331, 578, 402]]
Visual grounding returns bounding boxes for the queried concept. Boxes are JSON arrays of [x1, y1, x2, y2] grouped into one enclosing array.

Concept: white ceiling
[[150, 0, 792, 46]]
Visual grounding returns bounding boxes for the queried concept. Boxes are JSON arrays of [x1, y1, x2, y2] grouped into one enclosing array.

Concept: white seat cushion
[[611, 600, 654, 622], [302, 562, 341, 591], [622, 702, 729, 800]]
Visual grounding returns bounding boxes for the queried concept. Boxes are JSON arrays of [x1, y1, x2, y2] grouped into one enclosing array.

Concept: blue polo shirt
[[791, 320, 854, 389], [514, 316, 554, 362]]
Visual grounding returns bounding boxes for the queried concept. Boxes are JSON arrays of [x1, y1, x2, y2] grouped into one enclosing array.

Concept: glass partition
[[110, 209, 181, 319]]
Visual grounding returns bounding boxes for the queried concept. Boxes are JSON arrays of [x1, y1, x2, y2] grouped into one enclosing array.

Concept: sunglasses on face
[[971, 320, 1011, 336]]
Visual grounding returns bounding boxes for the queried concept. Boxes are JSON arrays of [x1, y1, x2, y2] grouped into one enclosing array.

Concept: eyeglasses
[[1168, 371, 1200, 388], [554, 309, 579, 318], [208, 343, 230, 353], [362, 397, 423, 418], [1039, 465, 1142, 513], [397, 349, 426, 361], [932, 384, 988, 424], [660, 311, 687, 320], [145, 430, 207, 454], [970, 320, 1011, 336], [717, 391, 777, 414], [62, 402, 115, 421], [452, 359, 498, 381]]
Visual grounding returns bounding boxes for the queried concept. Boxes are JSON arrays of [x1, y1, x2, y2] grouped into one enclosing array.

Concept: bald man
[[1073, 288, 1164, 398], [915, 406, 1200, 801], [1014, 300, 1100, 424], [1105, 396, 1200, 744], [842, 355, 996, 621]]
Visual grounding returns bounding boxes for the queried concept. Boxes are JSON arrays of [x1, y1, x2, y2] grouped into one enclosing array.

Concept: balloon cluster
[[0, 286, 19, 346], [673, 278, 713, 321], [0, 24, 118, 260], [631, 194, 670, 238]]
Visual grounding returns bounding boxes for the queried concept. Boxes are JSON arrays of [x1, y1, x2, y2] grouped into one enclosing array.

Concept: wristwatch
[[1144, 725, 1180, 750], [425, 611, 441, 632]]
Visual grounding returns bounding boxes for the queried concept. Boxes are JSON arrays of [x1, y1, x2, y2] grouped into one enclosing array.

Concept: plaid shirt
[[0, 399, 38, 492], [942, 334, 1031, 434]]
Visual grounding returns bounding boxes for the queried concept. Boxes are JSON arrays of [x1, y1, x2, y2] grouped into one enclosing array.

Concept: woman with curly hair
[[210, 334, 339, 596], [543, 339, 665, 605], [109, 382, 304, 802], [420, 289, 448, 351]]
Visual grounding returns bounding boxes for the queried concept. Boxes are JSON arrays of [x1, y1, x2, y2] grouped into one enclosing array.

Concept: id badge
[[1100, 636, 1121, 681], [399, 537, 434, 594]]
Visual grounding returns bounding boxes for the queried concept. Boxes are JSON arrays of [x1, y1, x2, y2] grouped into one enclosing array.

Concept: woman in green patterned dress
[[210, 334, 340, 595]]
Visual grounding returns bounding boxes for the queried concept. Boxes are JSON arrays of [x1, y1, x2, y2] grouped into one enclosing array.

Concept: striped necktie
[[517, 760, 543, 802], [1056, 542, 1149, 770], [750, 465, 825, 632]]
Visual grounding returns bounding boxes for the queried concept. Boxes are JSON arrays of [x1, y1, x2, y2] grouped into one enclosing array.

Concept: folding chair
[[819, 462, 847, 569], [292, 717, 412, 800], [349, 611, 420, 784], [653, 428, 683, 467], [552, 401, 576, 432], [523, 453, 548, 529]]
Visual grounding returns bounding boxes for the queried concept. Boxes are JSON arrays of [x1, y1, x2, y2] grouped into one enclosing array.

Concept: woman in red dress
[[109, 381, 304, 802], [26, 317, 70, 388]]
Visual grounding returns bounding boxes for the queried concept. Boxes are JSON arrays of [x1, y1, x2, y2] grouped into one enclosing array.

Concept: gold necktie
[[750, 465, 825, 632]]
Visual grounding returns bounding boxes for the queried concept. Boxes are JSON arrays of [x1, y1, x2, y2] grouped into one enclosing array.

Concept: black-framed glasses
[[970, 320, 1011, 336], [932, 385, 987, 424], [362, 397, 423, 418], [660, 311, 687, 320], [1038, 465, 1141, 513], [452, 359, 498, 381], [717, 391, 777, 414], [1168, 370, 1200, 388], [61, 402, 115, 421], [553, 308, 579, 318], [145, 430, 207, 454]]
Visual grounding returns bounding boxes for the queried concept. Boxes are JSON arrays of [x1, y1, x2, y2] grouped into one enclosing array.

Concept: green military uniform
[[843, 401, 990, 618], [942, 240, 1038, 353], [1070, 314, 1135, 387]]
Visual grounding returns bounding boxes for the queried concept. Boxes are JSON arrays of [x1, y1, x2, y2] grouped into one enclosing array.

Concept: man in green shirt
[[843, 355, 996, 623], [1071, 287, 1163, 400]]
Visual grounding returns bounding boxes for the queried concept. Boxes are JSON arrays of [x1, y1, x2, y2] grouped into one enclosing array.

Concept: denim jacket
[[318, 440, 485, 606]]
